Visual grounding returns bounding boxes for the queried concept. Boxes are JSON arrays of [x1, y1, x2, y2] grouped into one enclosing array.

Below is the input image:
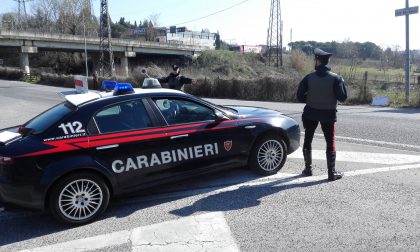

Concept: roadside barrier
[[22, 72, 40, 83]]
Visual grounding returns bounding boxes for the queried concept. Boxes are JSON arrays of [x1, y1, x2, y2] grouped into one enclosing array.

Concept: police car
[[0, 81, 300, 225]]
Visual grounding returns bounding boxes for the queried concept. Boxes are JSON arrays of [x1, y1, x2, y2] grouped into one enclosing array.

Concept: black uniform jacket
[[297, 65, 347, 122], [158, 73, 193, 90]]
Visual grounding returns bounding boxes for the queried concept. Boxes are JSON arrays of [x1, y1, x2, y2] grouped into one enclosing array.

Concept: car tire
[[49, 172, 110, 225], [249, 134, 287, 176]]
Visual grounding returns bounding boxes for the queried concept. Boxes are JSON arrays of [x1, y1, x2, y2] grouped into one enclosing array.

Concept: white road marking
[[305, 132, 420, 150], [131, 212, 239, 252], [288, 147, 420, 165], [18, 212, 239, 252], [18, 230, 131, 252], [269, 163, 420, 188]]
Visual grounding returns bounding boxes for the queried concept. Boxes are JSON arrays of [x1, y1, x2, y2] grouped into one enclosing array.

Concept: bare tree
[[148, 13, 160, 27], [31, 0, 97, 35], [1, 13, 17, 30], [338, 40, 360, 83]]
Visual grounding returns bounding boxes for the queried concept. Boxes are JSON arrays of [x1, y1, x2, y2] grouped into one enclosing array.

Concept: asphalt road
[[0, 80, 419, 252]]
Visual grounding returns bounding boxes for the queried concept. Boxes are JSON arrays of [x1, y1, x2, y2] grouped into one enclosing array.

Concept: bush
[[187, 77, 299, 102], [289, 49, 311, 73], [0, 67, 23, 80], [39, 73, 75, 87]]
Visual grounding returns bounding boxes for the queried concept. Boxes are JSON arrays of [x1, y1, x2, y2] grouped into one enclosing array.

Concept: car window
[[94, 100, 152, 134], [25, 102, 74, 134], [154, 98, 216, 125]]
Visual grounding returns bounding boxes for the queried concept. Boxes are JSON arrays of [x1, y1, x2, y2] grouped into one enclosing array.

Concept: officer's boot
[[302, 148, 312, 176], [326, 151, 343, 181]]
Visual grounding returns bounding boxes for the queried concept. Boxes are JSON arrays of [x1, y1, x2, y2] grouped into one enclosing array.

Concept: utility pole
[[99, 0, 115, 77], [13, 0, 32, 30], [267, 0, 283, 67], [82, 0, 92, 79], [395, 0, 418, 104]]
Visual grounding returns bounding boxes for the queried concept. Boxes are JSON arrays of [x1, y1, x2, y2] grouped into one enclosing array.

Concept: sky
[[1, 0, 420, 49]]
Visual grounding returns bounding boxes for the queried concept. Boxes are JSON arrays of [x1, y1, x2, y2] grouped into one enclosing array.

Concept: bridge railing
[[0, 29, 210, 51]]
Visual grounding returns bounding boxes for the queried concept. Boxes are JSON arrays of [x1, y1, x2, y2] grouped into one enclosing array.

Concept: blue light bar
[[113, 83, 135, 96], [100, 80, 117, 92]]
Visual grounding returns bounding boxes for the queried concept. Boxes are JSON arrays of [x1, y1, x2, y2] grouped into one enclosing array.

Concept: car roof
[[62, 88, 185, 107]]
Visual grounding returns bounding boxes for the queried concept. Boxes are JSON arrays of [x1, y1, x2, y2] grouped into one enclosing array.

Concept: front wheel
[[249, 135, 287, 175], [49, 172, 110, 225]]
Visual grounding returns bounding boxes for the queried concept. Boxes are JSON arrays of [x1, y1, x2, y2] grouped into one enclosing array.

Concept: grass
[[335, 65, 419, 84], [376, 88, 420, 108]]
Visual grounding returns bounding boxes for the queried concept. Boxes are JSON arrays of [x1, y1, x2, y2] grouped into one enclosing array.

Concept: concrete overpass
[[0, 29, 210, 76]]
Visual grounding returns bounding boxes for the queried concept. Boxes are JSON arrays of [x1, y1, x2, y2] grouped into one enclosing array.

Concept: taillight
[[0, 156, 14, 165]]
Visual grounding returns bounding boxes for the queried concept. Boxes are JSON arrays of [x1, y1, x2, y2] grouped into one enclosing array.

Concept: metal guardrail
[[22, 72, 40, 83]]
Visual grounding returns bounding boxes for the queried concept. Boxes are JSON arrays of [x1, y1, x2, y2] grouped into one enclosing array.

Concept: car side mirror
[[214, 110, 228, 122]]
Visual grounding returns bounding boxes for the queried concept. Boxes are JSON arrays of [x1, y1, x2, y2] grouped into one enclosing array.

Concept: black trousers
[[302, 117, 336, 152]]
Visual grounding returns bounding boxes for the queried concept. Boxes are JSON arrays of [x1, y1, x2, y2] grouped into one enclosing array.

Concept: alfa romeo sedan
[[0, 83, 300, 224]]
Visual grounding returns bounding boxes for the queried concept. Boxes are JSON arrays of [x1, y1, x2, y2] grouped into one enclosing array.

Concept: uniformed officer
[[158, 65, 196, 91], [296, 48, 348, 181]]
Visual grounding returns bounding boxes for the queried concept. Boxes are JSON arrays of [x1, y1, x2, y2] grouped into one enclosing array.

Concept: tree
[[215, 31, 221, 50], [118, 17, 126, 26], [144, 19, 156, 41], [1, 13, 17, 30], [148, 13, 160, 27], [358, 42, 382, 60], [288, 40, 384, 60]]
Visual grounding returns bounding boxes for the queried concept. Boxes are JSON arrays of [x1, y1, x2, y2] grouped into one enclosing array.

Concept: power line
[[174, 0, 249, 26]]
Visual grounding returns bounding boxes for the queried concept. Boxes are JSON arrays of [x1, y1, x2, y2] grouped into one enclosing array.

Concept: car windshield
[[24, 102, 74, 134], [216, 105, 238, 117]]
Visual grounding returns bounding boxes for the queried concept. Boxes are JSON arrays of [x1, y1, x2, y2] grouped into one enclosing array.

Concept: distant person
[[296, 48, 348, 181], [93, 70, 99, 90], [158, 65, 196, 91]]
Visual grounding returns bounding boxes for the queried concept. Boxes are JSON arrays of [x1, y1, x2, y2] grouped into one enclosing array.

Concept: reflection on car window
[[94, 100, 152, 134], [154, 98, 215, 125], [25, 102, 74, 134]]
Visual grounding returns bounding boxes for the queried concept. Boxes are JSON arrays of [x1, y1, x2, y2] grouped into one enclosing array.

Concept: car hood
[[227, 106, 283, 118]]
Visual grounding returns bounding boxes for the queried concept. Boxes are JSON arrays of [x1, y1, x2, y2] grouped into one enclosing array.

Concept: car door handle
[[245, 125, 256, 129], [170, 134, 189, 140], [96, 144, 119, 150]]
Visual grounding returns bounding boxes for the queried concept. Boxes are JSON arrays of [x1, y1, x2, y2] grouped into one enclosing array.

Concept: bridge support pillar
[[20, 53, 30, 74], [122, 51, 136, 77], [20, 46, 38, 74], [121, 56, 129, 77]]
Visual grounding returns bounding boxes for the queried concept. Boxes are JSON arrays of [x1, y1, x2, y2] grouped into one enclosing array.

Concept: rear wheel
[[249, 135, 287, 175], [49, 172, 110, 225]]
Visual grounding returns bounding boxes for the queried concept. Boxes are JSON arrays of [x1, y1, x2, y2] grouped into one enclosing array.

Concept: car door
[[150, 97, 246, 175], [87, 98, 176, 193]]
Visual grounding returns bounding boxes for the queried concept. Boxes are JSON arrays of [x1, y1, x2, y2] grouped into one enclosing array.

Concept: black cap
[[314, 48, 332, 59]]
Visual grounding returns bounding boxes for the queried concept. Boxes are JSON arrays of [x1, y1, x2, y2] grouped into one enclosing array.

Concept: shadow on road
[[0, 169, 327, 247], [372, 108, 420, 114], [0, 210, 67, 246], [169, 175, 328, 217]]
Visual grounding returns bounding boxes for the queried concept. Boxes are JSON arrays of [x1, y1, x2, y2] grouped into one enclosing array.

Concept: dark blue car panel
[[0, 89, 300, 210]]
